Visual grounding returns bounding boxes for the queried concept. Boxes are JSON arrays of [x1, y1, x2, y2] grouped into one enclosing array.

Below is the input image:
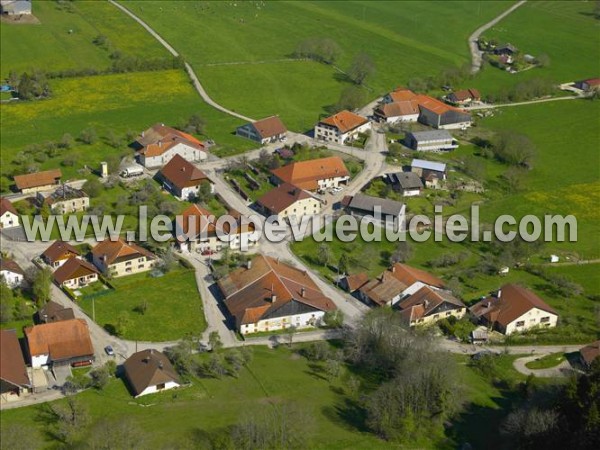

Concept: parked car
[[104, 345, 115, 356], [201, 249, 216, 256]]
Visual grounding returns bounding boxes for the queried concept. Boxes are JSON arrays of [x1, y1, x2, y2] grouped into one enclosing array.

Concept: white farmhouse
[[137, 123, 207, 169], [0, 198, 19, 229], [236, 115, 287, 144], [470, 284, 558, 335], [314, 110, 371, 145], [218, 254, 337, 335], [0, 258, 25, 288]]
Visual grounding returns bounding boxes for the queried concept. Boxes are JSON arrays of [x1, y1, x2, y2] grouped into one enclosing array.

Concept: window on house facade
[[516, 321, 525, 327], [540, 317, 550, 323]]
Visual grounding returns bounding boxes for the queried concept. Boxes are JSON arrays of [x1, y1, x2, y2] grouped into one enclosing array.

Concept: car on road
[[104, 345, 115, 356]]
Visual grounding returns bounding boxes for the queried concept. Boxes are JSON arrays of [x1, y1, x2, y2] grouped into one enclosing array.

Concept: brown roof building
[[0, 197, 17, 217], [270, 156, 350, 191], [218, 254, 336, 334], [579, 341, 600, 369], [158, 154, 212, 200], [256, 183, 320, 219], [35, 300, 75, 324], [0, 258, 24, 276], [13, 169, 62, 193], [91, 238, 157, 277], [52, 257, 100, 287], [123, 349, 181, 398], [447, 88, 481, 104], [397, 286, 466, 326], [24, 319, 94, 367], [470, 284, 558, 335], [374, 100, 420, 122], [341, 272, 369, 293], [237, 116, 287, 144], [0, 329, 31, 396], [137, 123, 204, 148], [41, 240, 80, 268]]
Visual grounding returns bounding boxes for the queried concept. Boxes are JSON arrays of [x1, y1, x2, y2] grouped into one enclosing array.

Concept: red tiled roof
[[344, 272, 369, 292], [319, 110, 368, 134], [14, 169, 62, 190], [359, 271, 407, 306], [0, 258, 25, 276], [449, 89, 481, 102], [376, 100, 420, 118], [0, 329, 30, 388], [256, 183, 315, 214], [388, 88, 417, 102], [0, 197, 17, 216], [138, 123, 204, 148], [218, 254, 335, 326], [159, 154, 210, 190], [414, 94, 467, 115], [390, 263, 445, 289], [470, 284, 557, 328], [41, 240, 80, 265], [584, 78, 600, 87], [24, 319, 94, 360], [53, 257, 99, 284], [251, 116, 287, 139], [270, 156, 350, 191], [139, 134, 205, 158], [91, 238, 156, 266], [397, 286, 464, 321]]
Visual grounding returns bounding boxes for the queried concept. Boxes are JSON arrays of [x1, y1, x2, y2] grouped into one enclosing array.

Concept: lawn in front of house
[[525, 353, 566, 370], [78, 266, 206, 341]]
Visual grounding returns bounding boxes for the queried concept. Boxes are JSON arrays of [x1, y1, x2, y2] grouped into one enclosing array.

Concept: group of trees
[[6, 70, 51, 100], [343, 309, 463, 442], [294, 37, 341, 64], [485, 77, 555, 104]]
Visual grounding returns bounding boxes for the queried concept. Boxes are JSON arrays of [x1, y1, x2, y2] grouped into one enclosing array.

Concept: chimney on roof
[[300, 287, 305, 298], [424, 300, 429, 308], [247, 260, 252, 270], [391, 265, 396, 273], [158, 361, 163, 370], [497, 289, 502, 298], [271, 293, 277, 303]]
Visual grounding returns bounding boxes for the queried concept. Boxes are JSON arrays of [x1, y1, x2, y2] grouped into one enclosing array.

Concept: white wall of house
[[50, 197, 90, 215], [93, 255, 156, 278], [136, 380, 180, 398], [410, 307, 466, 327], [401, 188, 422, 197], [503, 308, 558, 335], [385, 113, 419, 124], [314, 121, 371, 145], [141, 143, 206, 169], [0, 211, 19, 229], [316, 175, 350, 190], [275, 197, 321, 221], [1, 270, 23, 288], [240, 310, 326, 335], [31, 354, 49, 369], [61, 273, 98, 289]]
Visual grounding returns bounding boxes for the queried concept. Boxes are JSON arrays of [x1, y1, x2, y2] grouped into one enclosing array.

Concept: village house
[[158, 154, 214, 201], [218, 254, 336, 335], [0, 0, 32, 15], [52, 257, 100, 289], [384, 172, 424, 196], [340, 272, 369, 294], [342, 193, 406, 227], [34, 300, 75, 324], [123, 349, 181, 398], [494, 43, 518, 56], [358, 263, 446, 307], [136, 123, 207, 169], [373, 100, 420, 123], [270, 156, 350, 192], [236, 115, 287, 144], [174, 204, 257, 253], [411, 159, 447, 188], [36, 185, 89, 214], [578, 341, 600, 370], [91, 238, 157, 277], [396, 286, 466, 327], [13, 169, 62, 194], [405, 130, 458, 152], [0, 329, 31, 401], [469, 284, 558, 335], [0, 197, 19, 229], [574, 78, 600, 92], [25, 319, 94, 368], [380, 88, 472, 130], [41, 240, 80, 269], [256, 183, 321, 222], [447, 88, 481, 105], [314, 110, 371, 144], [0, 258, 25, 288]]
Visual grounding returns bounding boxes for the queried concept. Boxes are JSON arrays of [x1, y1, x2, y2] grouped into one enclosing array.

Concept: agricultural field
[[78, 266, 206, 341], [0, 343, 530, 449], [0, 0, 168, 77], [471, 1, 600, 96], [0, 69, 255, 190], [123, 0, 513, 130]]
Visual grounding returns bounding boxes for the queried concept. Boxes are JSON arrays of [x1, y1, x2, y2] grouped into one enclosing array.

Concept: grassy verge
[[525, 353, 566, 370]]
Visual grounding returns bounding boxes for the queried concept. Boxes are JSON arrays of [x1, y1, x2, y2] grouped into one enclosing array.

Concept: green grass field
[[78, 267, 206, 341], [123, 1, 513, 131], [0, 69, 256, 187], [525, 352, 566, 370], [0, 343, 531, 449], [0, 0, 168, 77]]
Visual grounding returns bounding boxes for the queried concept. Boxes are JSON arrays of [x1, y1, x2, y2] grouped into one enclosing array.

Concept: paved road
[[468, 0, 527, 73], [465, 94, 582, 111]]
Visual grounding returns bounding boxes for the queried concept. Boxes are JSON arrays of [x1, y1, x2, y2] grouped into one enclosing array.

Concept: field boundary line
[[108, 0, 254, 123]]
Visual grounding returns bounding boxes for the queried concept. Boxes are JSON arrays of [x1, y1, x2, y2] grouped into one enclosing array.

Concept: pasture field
[[472, 1, 600, 95], [0, 70, 255, 188], [0, 344, 527, 449], [123, 0, 513, 129], [78, 266, 206, 341], [0, 0, 168, 77]]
